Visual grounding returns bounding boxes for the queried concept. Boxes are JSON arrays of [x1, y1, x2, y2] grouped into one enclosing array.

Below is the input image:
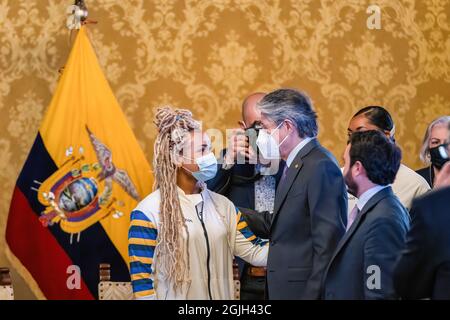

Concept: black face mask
[[429, 144, 450, 169]]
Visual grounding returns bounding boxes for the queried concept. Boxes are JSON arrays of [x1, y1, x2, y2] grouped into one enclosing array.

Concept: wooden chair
[[98, 264, 133, 300], [0, 268, 14, 300], [232, 260, 241, 300], [98, 262, 241, 300]]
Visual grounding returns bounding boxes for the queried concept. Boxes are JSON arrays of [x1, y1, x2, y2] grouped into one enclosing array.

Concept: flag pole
[[61, 1, 97, 76], [66, 0, 97, 44]]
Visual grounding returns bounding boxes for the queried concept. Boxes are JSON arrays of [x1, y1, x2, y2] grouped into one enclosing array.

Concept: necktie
[[278, 164, 288, 190], [346, 205, 359, 232]]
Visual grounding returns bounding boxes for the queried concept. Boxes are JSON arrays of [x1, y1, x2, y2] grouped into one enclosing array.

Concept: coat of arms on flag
[[37, 126, 141, 235], [5, 27, 152, 300]]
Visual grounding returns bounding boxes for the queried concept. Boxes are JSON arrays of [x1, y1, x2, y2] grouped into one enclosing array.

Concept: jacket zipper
[[196, 201, 213, 300]]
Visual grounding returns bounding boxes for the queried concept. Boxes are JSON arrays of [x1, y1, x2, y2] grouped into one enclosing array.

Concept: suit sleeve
[[234, 208, 269, 267], [394, 201, 434, 299], [363, 217, 408, 299], [128, 210, 158, 300], [239, 207, 272, 239], [306, 160, 347, 299]]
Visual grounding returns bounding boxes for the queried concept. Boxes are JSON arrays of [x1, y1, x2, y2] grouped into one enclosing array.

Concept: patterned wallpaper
[[1, 0, 449, 298]]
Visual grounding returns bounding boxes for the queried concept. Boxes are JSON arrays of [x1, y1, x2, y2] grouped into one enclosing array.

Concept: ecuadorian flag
[[5, 27, 152, 299]]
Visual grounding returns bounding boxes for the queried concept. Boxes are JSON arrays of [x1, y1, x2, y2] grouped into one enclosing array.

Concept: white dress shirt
[[355, 185, 390, 211], [286, 137, 313, 167]]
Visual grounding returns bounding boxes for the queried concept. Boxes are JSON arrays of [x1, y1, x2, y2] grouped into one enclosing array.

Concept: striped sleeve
[[128, 210, 157, 300], [236, 208, 268, 247], [234, 207, 269, 267]]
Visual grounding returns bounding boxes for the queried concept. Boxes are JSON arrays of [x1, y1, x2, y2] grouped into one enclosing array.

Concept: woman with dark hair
[[346, 106, 430, 211]]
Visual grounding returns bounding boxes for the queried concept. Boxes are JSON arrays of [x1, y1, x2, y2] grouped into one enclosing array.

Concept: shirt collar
[[286, 137, 313, 167], [356, 185, 389, 211], [177, 184, 206, 206]]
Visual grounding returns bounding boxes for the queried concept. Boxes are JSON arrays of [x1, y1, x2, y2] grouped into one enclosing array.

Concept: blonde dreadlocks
[[152, 106, 200, 292]]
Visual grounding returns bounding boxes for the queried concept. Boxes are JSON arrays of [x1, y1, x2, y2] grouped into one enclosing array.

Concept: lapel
[[271, 139, 320, 228], [328, 187, 394, 265]]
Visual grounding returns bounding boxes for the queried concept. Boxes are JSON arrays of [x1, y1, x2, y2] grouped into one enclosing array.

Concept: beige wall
[[1, 0, 450, 299]]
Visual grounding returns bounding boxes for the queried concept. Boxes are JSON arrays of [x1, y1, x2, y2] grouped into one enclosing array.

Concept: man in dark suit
[[207, 92, 284, 300], [322, 130, 410, 299], [394, 156, 450, 299], [242, 88, 347, 299]]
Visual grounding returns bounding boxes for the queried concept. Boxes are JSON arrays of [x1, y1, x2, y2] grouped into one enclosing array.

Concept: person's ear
[[173, 151, 183, 168], [238, 120, 246, 130], [352, 161, 363, 177], [284, 119, 295, 132]]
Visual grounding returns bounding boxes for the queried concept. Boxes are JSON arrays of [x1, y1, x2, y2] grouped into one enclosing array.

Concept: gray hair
[[420, 115, 450, 164], [257, 89, 318, 138]]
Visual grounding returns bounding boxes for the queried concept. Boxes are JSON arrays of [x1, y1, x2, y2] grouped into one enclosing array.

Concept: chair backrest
[[98, 264, 133, 300], [0, 268, 14, 300], [232, 260, 241, 300], [98, 262, 241, 300]]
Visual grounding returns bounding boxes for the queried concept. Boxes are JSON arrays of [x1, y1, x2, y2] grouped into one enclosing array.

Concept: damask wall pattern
[[0, 0, 449, 298]]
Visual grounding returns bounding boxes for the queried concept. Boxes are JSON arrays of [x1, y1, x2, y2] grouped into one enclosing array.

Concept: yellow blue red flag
[[5, 27, 152, 299]]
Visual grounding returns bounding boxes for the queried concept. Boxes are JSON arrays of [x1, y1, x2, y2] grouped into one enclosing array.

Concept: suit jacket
[[242, 138, 347, 299], [394, 186, 450, 300], [322, 187, 410, 299]]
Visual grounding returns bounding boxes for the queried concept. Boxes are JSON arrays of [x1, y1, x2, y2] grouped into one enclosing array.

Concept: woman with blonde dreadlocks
[[128, 106, 268, 300]]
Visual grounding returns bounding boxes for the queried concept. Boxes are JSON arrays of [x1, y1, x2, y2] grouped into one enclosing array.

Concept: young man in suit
[[322, 130, 410, 299]]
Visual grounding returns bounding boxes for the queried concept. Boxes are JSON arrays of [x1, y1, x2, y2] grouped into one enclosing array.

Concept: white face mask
[[182, 152, 218, 182], [256, 122, 290, 160]]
